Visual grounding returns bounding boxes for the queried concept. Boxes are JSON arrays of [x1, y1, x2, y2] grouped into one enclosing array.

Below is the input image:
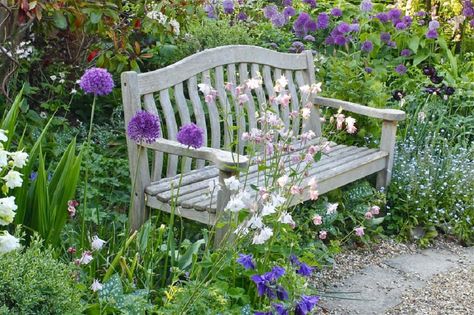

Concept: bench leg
[[214, 170, 234, 248], [376, 120, 398, 190]]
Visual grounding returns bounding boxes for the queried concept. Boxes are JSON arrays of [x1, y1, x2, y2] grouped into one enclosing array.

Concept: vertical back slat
[[285, 69, 300, 135], [303, 50, 322, 136], [273, 68, 290, 129], [202, 70, 221, 149], [174, 83, 192, 172], [238, 63, 257, 130], [214, 66, 233, 149], [250, 64, 266, 107], [227, 64, 245, 154], [143, 93, 163, 180], [262, 65, 278, 114], [159, 89, 179, 176], [187, 76, 207, 168], [294, 71, 308, 135]]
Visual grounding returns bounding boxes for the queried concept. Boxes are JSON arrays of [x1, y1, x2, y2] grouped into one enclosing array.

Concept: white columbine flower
[[0, 196, 18, 226], [0, 130, 7, 142], [224, 176, 240, 191], [71, 88, 77, 94], [271, 194, 286, 208], [10, 151, 28, 168], [50, 75, 57, 81], [277, 175, 289, 188], [0, 150, 8, 167], [261, 203, 276, 217], [3, 170, 23, 188], [0, 231, 21, 254], [252, 226, 273, 244], [90, 279, 103, 292], [246, 78, 262, 90], [247, 215, 264, 229], [76, 251, 93, 265], [225, 196, 246, 212], [91, 235, 106, 251], [278, 211, 296, 227], [326, 202, 339, 215]]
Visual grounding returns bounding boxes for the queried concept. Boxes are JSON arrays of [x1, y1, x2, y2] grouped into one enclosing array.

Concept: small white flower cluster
[[0, 129, 29, 254], [146, 6, 180, 35], [0, 40, 34, 60]]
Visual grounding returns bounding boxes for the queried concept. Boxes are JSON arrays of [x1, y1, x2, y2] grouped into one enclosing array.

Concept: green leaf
[[408, 36, 420, 53], [53, 12, 68, 30], [413, 49, 430, 66], [178, 239, 205, 270], [90, 11, 102, 24], [371, 217, 385, 225]]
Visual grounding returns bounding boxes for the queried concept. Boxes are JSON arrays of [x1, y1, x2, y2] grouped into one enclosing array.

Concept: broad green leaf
[[178, 239, 205, 270], [408, 36, 420, 53], [53, 12, 68, 29]]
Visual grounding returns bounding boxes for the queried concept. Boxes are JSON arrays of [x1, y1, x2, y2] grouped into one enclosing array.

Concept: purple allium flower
[[79, 67, 114, 96], [304, 19, 317, 33], [470, 19, 474, 27], [222, 0, 234, 14], [297, 262, 314, 276], [337, 22, 351, 33], [236, 253, 255, 269], [360, 0, 373, 12], [463, 0, 474, 17], [303, 34, 315, 41], [263, 5, 278, 19], [395, 64, 407, 75], [324, 36, 335, 45], [316, 13, 329, 29], [273, 304, 288, 315], [127, 111, 161, 143], [276, 286, 289, 300], [237, 12, 248, 21], [283, 0, 293, 6], [303, 0, 317, 8], [426, 28, 438, 39], [428, 20, 440, 30], [283, 6, 296, 18], [416, 11, 426, 17], [271, 13, 286, 27], [334, 35, 347, 46], [204, 4, 216, 19], [269, 266, 285, 279], [350, 23, 360, 32], [291, 41, 305, 53], [402, 15, 413, 26], [365, 67, 373, 73], [387, 8, 402, 21], [395, 22, 408, 30], [380, 32, 391, 43], [293, 12, 311, 35], [269, 42, 279, 50], [295, 295, 320, 315], [177, 123, 204, 148], [375, 12, 390, 23], [361, 40, 373, 52], [387, 40, 397, 48], [331, 8, 343, 17], [400, 49, 411, 56]]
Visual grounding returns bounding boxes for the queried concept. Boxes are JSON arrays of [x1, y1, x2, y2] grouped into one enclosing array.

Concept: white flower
[[91, 235, 106, 251], [299, 85, 310, 95], [301, 108, 311, 120], [246, 78, 262, 89], [10, 151, 28, 168], [0, 150, 8, 167], [76, 251, 93, 265], [59, 79, 65, 84], [310, 82, 322, 94], [208, 179, 221, 194], [234, 222, 249, 236], [277, 175, 289, 188], [169, 19, 180, 35], [147, 11, 167, 24], [0, 196, 17, 226], [252, 226, 273, 244], [50, 75, 57, 81], [261, 203, 276, 217], [3, 170, 23, 188], [274, 75, 288, 92], [271, 194, 286, 208], [71, 88, 77, 94], [59, 72, 66, 79], [40, 111, 48, 119], [224, 176, 240, 191], [278, 211, 295, 227], [225, 196, 246, 212], [247, 215, 264, 229], [326, 202, 339, 215], [0, 231, 21, 254], [0, 130, 8, 142], [308, 177, 317, 190], [90, 279, 103, 292], [75, 79, 81, 84]]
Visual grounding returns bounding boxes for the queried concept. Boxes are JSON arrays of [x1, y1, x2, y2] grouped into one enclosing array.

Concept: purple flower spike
[[127, 111, 161, 144], [380, 32, 391, 43], [177, 123, 204, 148], [331, 8, 343, 17], [236, 253, 255, 269], [79, 67, 114, 96], [283, 6, 296, 18], [376, 12, 390, 23], [388, 8, 402, 21], [361, 40, 373, 52], [395, 64, 407, 75]]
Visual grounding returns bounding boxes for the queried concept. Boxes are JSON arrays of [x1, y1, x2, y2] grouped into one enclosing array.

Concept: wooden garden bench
[[121, 45, 405, 242]]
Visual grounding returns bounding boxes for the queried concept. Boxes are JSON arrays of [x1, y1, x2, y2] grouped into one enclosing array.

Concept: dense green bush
[[0, 239, 83, 314]]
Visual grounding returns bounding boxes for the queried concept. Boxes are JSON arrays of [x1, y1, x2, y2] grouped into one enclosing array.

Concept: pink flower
[[312, 215, 322, 225], [290, 185, 303, 195], [364, 211, 373, 220], [277, 175, 289, 187], [335, 113, 345, 130], [326, 202, 338, 214], [354, 226, 365, 237], [302, 108, 311, 119], [224, 82, 233, 91], [319, 230, 327, 240], [309, 189, 319, 200], [370, 205, 380, 215], [345, 116, 357, 134], [238, 93, 250, 104], [75, 251, 93, 265], [307, 177, 317, 190], [276, 93, 292, 107], [67, 247, 76, 254], [291, 155, 301, 163], [308, 145, 320, 155], [68, 206, 76, 218]]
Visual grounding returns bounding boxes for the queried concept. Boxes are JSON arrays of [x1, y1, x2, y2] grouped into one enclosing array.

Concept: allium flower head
[[376, 12, 390, 23], [271, 13, 287, 27], [360, 0, 373, 12], [361, 40, 373, 52], [79, 67, 114, 96], [283, 6, 296, 18], [387, 8, 402, 21], [177, 123, 204, 149], [127, 111, 161, 144], [380, 32, 391, 43], [222, 0, 234, 14], [283, 0, 293, 6], [331, 8, 343, 17], [395, 64, 407, 75], [400, 49, 412, 56], [263, 5, 278, 19], [428, 20, 440, 30], [316, 13, 329, 29], [426, 28, 438, 39], [303, 0, 316, 8]]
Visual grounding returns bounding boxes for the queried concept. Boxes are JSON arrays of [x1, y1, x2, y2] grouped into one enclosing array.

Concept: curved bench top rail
[[136, 45, 310, 95]]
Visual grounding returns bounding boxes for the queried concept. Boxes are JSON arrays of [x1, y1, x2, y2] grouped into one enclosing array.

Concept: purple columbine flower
[[360, 0, 373, 12], [295, 295, 320, 315], [273, 304, 289, 315], [423, 65, 436, 76], [331, 8, 343, 17], [426, 28, 438, 39], [222, 0, 234, 14], [400, 49, 411, 56], [303, 0, 317, 8], [276, 286, 289, 300], [430, 75, 443, 84], [365, 67, 373, 73], [127, 111, 161, 143], [283, 6, 296, 18], [444, 86, 455, 95], [79, 67, 114, 96], [263, 5, 278, 19], [236, 253, 255, 269], [251, 266, 285, 299], [361, 40, 373, 52], [255, 312, 272, 315], [316, 13, 329, 29], [395, 64, 407, 75], [297, 262, 314, 276], [375, 12, 390, 23], [177, 123, 204, 148], [380, 32, 391, 43]]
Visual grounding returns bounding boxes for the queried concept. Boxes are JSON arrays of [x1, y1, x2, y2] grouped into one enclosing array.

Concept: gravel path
[[313, 237, 474, 314]]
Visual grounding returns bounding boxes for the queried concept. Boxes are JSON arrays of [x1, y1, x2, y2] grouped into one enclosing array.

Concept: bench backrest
[[122, 45, 321, 181]]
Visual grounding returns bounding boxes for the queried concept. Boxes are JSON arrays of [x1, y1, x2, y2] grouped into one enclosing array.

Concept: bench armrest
[[140, 138, 248, 172], [314, 96, 406, 121]]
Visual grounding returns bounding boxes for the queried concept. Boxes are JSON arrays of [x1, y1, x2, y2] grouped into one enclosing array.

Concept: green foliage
[[0, 238, 83, 314]]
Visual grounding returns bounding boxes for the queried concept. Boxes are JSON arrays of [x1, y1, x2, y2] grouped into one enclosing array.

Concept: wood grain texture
[[376, 120, 398, 189], [143, 93, 163, 181], [187, 76, 207, 168], [214, 66, 233, 149], [159, 89, 179, 177], [173, 82, 192, 172]]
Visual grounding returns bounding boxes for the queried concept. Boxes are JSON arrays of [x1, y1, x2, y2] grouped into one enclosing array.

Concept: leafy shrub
[[0, 239, 83, 314]]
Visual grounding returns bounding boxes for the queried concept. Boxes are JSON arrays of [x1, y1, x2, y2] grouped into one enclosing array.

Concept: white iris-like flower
[[0, 231, 21, 254], [3, 170, 23, 189], [10, 151, 28, 168]]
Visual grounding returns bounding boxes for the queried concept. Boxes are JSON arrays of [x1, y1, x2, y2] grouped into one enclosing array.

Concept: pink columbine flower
[[345, 116, 357, 134], [313, 215, 323, 225], [291, 154, 301, 163], [326, 202, 338, 214], [319, 230, 327, 240], [91, 235, 106, 251], [309, 189, 319, 200], [290, 185, 303, 195], [335, 113, 345, 130], [224, 82, 233, 91], [370, 205, 380, 215], [364, 211, 373, 220], [238, 93, 250, 104], [354, 226, 365, 237], [308, 177, 318, 190], [75, 251, 93, 265], [308, 145, 320, 155], [276, 93, 291, 107], [67, 246, 76, 254]]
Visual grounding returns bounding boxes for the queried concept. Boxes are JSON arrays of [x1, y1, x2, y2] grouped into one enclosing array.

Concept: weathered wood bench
[[121, 45, 405, 240]]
